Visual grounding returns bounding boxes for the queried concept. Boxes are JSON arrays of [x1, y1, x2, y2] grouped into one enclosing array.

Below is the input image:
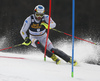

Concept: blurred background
[[0, 0, 100, 53]]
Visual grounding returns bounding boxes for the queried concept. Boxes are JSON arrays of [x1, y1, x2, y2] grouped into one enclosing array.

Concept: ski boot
[[69, 57, 78, 66], [51, 54, 60, 64]]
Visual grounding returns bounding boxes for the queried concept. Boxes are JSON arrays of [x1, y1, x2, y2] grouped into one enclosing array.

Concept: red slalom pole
[[52, 28, 97, 45], [44, 0, 52, 61]]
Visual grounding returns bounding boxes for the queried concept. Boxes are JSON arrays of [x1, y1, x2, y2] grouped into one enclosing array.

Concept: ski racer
[[20, 5, 77, 65]]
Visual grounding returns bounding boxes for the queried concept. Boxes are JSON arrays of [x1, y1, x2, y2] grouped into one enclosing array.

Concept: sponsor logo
[[22, 32, 24, 35], [25, 20, 28, 23], [38, 6, 43, 9], [31, 23, 41, 29], [46, 16, 49, 18]]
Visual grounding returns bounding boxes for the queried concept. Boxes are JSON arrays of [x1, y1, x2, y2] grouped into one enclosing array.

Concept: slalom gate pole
[[44, 0, 52, 61], [71, 0, 75, 77], [52, 28, 97, 45], [0, 43, 23, 51]]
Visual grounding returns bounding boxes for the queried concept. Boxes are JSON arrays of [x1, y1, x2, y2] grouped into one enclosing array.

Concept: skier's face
[[35, 13, 44, 20]]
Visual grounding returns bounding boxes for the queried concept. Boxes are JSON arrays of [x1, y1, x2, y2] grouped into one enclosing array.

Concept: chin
[[36, 17, 42, 21], [37, 18, 42, 20]]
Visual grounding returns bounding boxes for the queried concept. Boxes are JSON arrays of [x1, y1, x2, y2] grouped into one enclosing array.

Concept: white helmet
[[34, 5, 45, 20], [34, 5, 45, 14]]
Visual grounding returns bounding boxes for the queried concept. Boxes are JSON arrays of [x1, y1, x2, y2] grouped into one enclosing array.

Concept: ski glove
[[41, 23, 51, 29], [22, 37, 31, 46]]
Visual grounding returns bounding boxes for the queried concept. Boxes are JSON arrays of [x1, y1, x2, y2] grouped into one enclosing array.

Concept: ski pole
[[0, 43, 23, 51], [52, 28, 97, 45]]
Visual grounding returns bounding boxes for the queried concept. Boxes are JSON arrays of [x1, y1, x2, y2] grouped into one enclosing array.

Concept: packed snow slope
[[0, 37, 100, 81]]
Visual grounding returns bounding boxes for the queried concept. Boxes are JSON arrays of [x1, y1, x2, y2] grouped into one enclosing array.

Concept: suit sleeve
[[20, 16, 31, 39], [44, 15, 56, 29]]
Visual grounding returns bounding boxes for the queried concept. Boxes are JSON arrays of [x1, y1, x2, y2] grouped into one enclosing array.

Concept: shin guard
[[35, 40, 53, 57], [51, 48, 70, 62]]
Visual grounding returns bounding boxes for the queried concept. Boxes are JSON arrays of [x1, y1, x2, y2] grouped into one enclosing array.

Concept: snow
[[0, 38, 100, 81]]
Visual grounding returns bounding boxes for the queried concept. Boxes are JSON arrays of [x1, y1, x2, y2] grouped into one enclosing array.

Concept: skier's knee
[[35, 40, 40, 45], [51, 48, 59, 53], [35, 40, 44, 53]]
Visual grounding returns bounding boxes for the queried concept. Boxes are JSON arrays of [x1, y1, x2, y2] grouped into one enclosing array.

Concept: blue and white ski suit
[[20, 14, 56, 50]]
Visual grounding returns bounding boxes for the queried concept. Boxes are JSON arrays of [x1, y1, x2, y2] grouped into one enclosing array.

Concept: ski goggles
[[35, 13, 44, 17]]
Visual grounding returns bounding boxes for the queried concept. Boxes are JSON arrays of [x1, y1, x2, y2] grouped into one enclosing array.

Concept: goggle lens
[[35, 13, 43, 17]]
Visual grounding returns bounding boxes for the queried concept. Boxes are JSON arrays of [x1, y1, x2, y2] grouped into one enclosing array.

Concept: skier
[[20, 5, 77, 65]]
